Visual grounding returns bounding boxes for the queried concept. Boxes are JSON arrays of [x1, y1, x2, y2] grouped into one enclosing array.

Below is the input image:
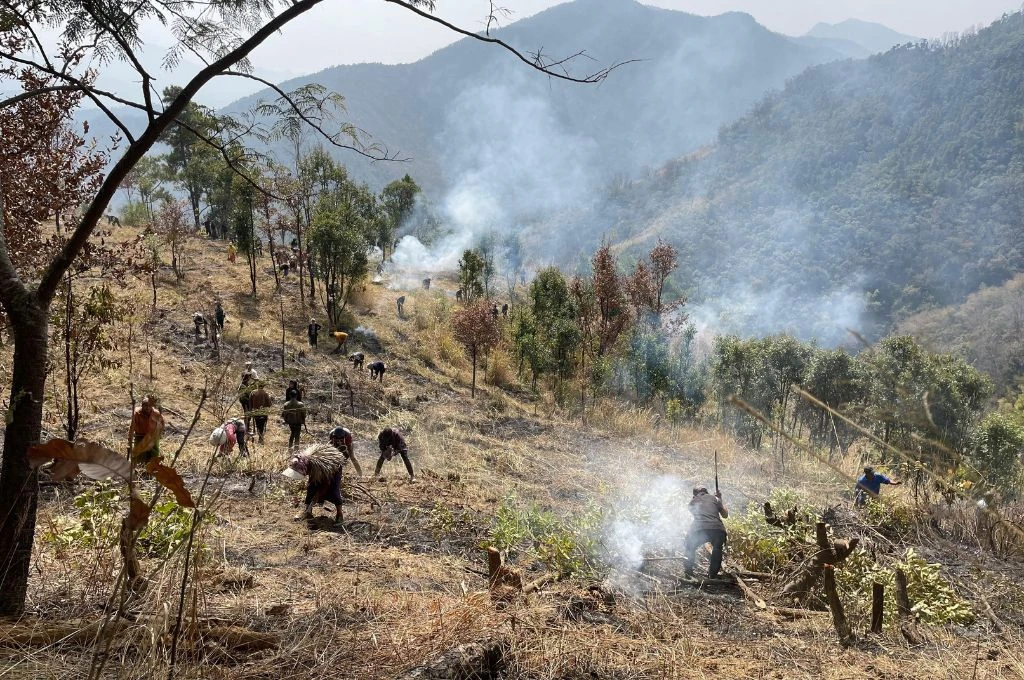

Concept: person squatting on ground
[[683, 487, 729, 579], [368, 360, 386, 382], [129, 396, 165, 463], [210, 418, 248, 457], [349, 352, 365, 369], [329, 425, 363, 475], [283, 443, 346, 523], [283, 396, 308, 449], [308, 318, 321, 347], [331, 331, 348, 355], [248, 383, 273, 444], [193, 312, 208, 340], [854, 466, 901, 507], [375, 427, 414, 481]]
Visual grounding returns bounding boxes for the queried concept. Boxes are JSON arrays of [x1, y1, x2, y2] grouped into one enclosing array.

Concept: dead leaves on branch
[[29, 438, 194, 508], [28, 438, 130, 482], [144, 457, 195, 508]]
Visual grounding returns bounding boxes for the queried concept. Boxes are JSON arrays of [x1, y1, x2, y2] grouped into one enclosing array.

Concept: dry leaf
[[127, 493, 151, 532], [28, 439, 131, 482], [48, 459, 81, 482], [145, 458, 195, 508]]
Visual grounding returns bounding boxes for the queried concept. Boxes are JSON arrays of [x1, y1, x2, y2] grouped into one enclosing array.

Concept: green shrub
[[487, 494, 602, 577], [43, 483, 209, 559]]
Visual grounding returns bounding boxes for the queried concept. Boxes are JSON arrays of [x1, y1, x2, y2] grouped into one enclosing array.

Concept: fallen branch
[[522, 573, 555, 595]]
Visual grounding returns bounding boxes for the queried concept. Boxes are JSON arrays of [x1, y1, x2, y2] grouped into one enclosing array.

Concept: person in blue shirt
[[855, 466, 901, 506]]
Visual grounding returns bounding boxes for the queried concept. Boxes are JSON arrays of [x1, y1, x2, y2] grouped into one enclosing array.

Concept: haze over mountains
[[540, 10, 1024, 345], [220, 0, 866, 192]]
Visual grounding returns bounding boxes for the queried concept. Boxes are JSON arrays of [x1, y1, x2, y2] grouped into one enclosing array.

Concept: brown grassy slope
[[1, 230, 1023, 679]]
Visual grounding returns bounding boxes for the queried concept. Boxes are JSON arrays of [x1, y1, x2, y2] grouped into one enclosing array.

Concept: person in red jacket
[[329, 425, 363, 476]]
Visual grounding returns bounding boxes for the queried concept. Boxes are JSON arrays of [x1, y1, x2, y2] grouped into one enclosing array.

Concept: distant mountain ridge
[[806, 18, 918, 54], [535, 10, 1024, 343], [215, 0, 855, 192]]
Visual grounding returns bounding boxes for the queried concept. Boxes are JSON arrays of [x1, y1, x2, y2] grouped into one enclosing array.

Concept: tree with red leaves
[[452, 301, 501, 398], [591, 244, 632, 355]]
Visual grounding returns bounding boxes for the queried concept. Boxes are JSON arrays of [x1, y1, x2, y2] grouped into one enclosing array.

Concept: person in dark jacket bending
[[329, 425, 363, 476], [375, 427, 414, 481], [683, 487, 729, 579]]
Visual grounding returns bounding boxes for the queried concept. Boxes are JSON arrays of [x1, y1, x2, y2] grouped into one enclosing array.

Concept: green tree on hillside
[[380, 174, 420, 259], [458, 249, 486, 302]]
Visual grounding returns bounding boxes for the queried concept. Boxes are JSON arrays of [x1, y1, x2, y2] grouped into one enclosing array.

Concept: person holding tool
[[683, 451, 729, 579]]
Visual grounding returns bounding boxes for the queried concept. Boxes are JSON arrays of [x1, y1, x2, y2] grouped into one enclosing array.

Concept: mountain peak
[[805, 18, 917, 54]]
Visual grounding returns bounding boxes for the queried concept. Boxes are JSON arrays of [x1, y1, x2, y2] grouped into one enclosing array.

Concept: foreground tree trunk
[[0, 301, 48, 616]]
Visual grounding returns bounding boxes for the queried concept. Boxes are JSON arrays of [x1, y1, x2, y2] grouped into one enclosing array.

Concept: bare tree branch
[[35, 0, 330, 304], [383, 0, 638, 83], [0, 85, 83, 110], [218, 70, 409, 162]]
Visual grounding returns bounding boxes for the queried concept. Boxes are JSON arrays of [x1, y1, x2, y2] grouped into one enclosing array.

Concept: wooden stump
[[779, 522, 859, 603], [894, 567, 926, 645], [822, 565, 854, 646], [870, 582, 884, 634]]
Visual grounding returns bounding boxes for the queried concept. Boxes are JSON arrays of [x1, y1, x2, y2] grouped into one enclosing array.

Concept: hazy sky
[[246, 0, 1021, 78]]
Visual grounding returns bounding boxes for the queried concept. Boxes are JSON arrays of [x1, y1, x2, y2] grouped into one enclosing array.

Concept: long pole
[[714, 450, 719, 495]]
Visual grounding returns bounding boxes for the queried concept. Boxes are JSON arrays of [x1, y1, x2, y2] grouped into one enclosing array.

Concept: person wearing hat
[[307, 318, 322, 347], [683, 486, 728, 579], [855, 466, 901, 507]]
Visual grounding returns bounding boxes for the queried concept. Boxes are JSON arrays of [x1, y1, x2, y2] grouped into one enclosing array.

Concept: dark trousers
[[684, 528, 727, 578], [375, 449, 414, 478], [288, 423, 302, 448], [254, 416, 268, 441], [309, 333, 317, 347]]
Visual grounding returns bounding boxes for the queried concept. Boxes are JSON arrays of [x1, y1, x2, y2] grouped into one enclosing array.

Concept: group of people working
[[682, 465, 901, 580]]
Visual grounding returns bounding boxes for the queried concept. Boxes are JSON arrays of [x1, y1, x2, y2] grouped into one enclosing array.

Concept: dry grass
[[2, 230, 1023, 678]]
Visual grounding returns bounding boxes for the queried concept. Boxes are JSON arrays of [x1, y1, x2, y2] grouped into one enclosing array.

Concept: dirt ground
[[1, 230, 1022, 679]]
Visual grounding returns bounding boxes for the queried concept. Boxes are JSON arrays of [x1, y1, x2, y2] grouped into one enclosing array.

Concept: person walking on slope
[[129, 396, 165, 463], [283, 396, 308, 450], [375, 426, 414, 482], [214, 301, 226, 331], [854, 466, 901, 507], [248, 383, 273, 444], [683, 487, 729, 580], [308, 318, 322, 347]]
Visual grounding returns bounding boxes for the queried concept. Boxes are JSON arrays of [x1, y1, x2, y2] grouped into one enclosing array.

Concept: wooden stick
[[823, 566, 854, 646], [871, 582, 884, 634], [523, 573, 554, 595], [732, 572, 767, 610], [894, 568, 912, 619]]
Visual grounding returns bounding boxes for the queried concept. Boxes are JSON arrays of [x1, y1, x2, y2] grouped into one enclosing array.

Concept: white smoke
[[387, 76, 599, 282]]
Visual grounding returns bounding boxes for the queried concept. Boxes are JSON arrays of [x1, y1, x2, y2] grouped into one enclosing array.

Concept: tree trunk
[[0, 302, 48, 616], [471, 346, 477, 398], [779, 521, 859, 604], [823, 566, 854, 645]]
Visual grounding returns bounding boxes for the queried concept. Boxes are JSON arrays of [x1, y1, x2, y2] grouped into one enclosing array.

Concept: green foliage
[[119, 201, 152, 227], [43, 484, 208, 559], [838, 548, 974, 626], [969, 411, 1024, 486], [726, 488, 817, 573], [457, 249, 486, 302], [379, 174, 420, 257], [488, 495, 602, 577]]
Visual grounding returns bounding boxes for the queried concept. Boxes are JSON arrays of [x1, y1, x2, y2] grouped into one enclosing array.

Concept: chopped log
[[485, 547, 523, 591], [871, 582, 884, 634], [522, 573, 554, 595], [732, 572, 767, 610], [822, 566, 854, 646]]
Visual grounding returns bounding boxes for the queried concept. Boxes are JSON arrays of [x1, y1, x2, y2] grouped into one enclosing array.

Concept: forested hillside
[[546, 11, 1024, 341], [219, 0, 851, 192]]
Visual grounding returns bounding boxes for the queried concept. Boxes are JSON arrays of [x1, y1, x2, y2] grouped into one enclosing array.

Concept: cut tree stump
[[894, 567, 926, 645], [871, 582, 884, 634], [763, 502, 797, 528], [779, 521, 859, 604], [822, 565, 854, 646]]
